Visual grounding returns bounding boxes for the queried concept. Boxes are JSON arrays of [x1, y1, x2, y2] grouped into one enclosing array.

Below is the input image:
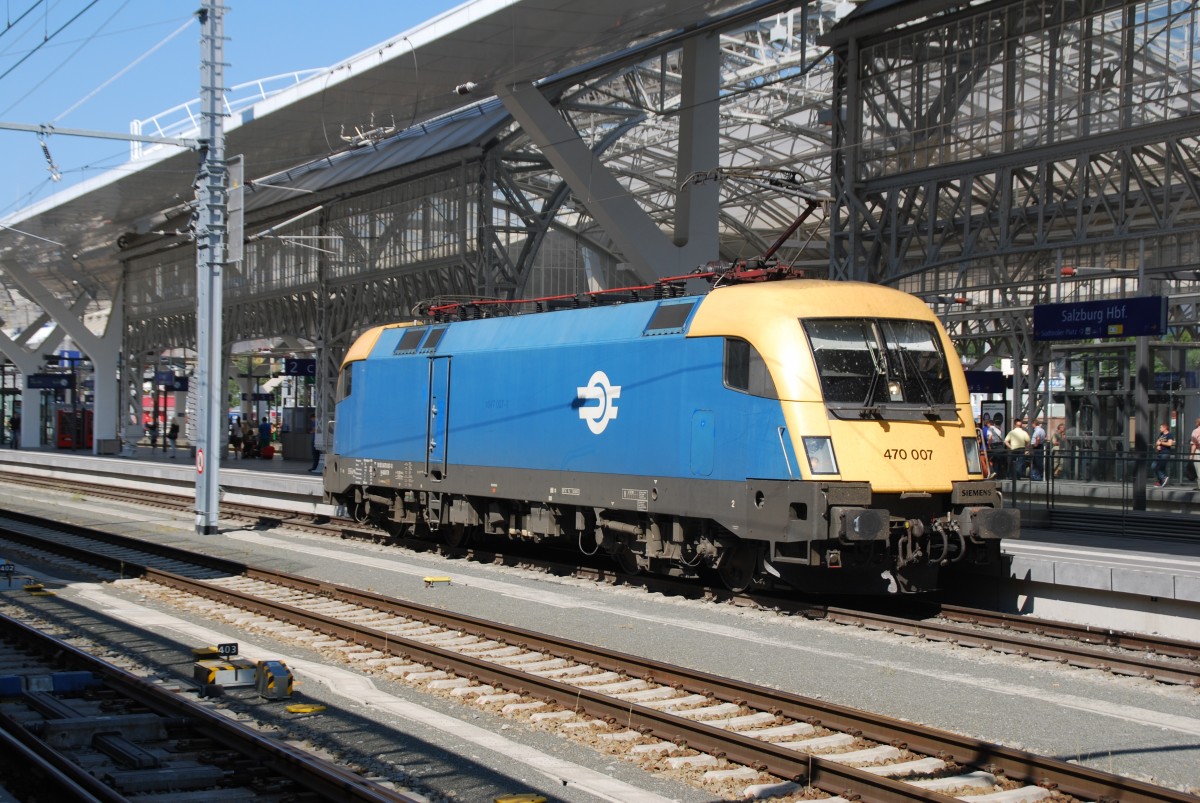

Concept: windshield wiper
[[859, 335, 887, 419], [860, 370, 884, 418], [895, 346, 946, 419]]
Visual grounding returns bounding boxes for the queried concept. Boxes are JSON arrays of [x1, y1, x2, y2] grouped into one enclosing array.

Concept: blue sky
[[0, 1, 462, 217]]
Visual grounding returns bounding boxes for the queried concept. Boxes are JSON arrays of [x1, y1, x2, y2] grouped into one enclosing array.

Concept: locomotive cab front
[[689, 281, 1017, 593]]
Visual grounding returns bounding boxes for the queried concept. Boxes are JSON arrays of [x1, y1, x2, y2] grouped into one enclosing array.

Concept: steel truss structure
[[118, 3, 846, 428], [828, 0, 1200, 414], [112, 0, 1200, 437]]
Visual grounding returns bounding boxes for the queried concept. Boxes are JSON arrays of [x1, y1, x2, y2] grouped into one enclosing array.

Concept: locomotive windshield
[[803, 318, 956, 420]]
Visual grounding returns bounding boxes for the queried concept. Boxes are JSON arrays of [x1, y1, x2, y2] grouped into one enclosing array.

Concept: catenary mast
[[194, 0, 227, 534]]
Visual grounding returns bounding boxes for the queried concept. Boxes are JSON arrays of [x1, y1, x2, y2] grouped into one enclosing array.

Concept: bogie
[[337, 483, 767, 588]]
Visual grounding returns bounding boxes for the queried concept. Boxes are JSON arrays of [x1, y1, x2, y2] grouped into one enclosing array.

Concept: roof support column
[[498, 77, 717, 280], [313, 207, 330, 471], [0, 260, 121, 451], [0, 295, 88, 450], [91, 282, 123, 455], [674, 34, 720, 257]]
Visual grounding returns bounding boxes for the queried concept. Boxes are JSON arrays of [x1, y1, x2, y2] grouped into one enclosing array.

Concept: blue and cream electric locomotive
[[324, 278, 1016, 593]]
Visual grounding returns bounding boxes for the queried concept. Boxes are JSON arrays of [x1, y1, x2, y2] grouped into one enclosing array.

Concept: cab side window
[[336, 364, 354, 401], [724, 339, 778, 399]]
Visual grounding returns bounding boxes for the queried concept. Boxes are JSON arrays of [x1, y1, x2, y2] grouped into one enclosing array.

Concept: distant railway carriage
[[324, 279, 1016, 594]]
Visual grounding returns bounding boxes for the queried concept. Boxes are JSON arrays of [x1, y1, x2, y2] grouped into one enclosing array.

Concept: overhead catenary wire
[[247, 204, 326, 241], [0, 0, 100, 83], [1, 0, 131, 116], [0, 220, 64, 245], [0, 5, 199, 214], [55, 14, 194, 122], [0, 0, 45, 44]]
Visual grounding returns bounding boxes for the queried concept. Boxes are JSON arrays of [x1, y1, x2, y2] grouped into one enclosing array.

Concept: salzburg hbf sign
[[1033, 296, 1166, 341]]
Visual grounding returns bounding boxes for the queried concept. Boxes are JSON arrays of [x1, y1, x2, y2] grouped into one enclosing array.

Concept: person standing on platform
[[242, 418, 257, 458], [308, 414, 321, 473], [983, 416, 1004, 478], [1051, 422, 1066, 478], [1190, 417, 1200, 490], [259, 417, 272, 457], [1004, 418, 1030, 479], [1029, 417, 1046, 480], [229, 417, 243, 459], [1152, 422, 1174, 487], [9, 412, 19, 449], [167, 419, 179, 459]]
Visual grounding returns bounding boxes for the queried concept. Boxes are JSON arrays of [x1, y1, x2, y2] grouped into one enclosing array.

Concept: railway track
[[0, 603, 419, 802], [4, 469, 1198, 688], [807, 604, 1200, 685], [0, 509, 1194, 803]]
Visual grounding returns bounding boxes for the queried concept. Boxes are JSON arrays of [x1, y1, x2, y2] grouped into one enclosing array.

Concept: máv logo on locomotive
[[576, 370, 621, 435]]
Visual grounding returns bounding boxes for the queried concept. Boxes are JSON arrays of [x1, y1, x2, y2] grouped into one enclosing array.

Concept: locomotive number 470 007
[[883, 448, 934, 460]]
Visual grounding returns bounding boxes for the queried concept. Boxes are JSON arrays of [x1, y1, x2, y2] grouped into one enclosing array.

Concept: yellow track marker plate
[[286, 704, 326, 714]]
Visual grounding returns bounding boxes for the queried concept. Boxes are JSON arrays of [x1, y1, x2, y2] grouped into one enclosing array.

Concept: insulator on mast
[[38, 135, 61, 182]]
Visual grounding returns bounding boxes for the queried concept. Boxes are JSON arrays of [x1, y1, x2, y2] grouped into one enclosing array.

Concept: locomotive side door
[[425, 355, 451, 480]]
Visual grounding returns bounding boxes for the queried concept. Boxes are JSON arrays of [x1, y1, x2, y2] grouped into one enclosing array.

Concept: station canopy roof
[[0, 0, 794, 314], [240, 100, 514, 215]]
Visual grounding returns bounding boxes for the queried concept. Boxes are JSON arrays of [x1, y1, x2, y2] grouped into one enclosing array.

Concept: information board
[[964, 371, 1007, 394], [154, 371, 189, 391], [27, 373, 73, 390], [1033, 296, 1166, 341], [284, 358, 316, 376]]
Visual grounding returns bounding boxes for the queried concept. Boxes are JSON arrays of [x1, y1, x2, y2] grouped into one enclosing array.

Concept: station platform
[[2, 444, 1198, 638], [949, 524, 1200, 638], [0, 442, 330, 516]]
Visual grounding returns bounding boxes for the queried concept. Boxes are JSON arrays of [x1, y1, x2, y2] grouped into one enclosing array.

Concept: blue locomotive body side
[[326, 279, 1015, 594], [334, 299, 792, 483]]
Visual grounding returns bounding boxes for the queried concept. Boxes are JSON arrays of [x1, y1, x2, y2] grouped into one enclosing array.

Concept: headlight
[[802, 436, 839, 475], [963, 436, 982, 474]]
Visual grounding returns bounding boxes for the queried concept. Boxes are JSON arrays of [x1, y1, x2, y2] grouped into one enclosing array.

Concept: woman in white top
[[1190, 417, 1200, 490]]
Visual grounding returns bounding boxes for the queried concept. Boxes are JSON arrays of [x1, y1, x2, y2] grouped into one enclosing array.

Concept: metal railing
[[987, 445, 1200, 537], [129, 70, 324, 159], [990, 446, 1198, 487]]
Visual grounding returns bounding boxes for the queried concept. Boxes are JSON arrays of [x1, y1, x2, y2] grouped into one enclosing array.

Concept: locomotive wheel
[[615, 544, 641, 575], [717, 542, 758, 592], [382, 520, 406, 541], [442, 523, 470, 550]]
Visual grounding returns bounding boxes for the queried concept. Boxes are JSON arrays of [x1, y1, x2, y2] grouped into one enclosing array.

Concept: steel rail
[[934, 604, 1200, 661], [811, 605, 1200, 686], [3, 476, 1194, 661], [0, 471, 324, 534], [211, 567, 1199, 803], [0, 610, 421, 803], [0, 708, 121, 803], [4, 493, 1199, 688], [140, 567, 964, 803], [4, 497, 1197, 687], [2, 516, 941, 803], [0, 515, 1192, 803]]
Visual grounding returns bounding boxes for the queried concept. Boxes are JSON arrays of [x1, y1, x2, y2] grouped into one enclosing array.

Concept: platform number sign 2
[[217, 642, 239, 657]]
